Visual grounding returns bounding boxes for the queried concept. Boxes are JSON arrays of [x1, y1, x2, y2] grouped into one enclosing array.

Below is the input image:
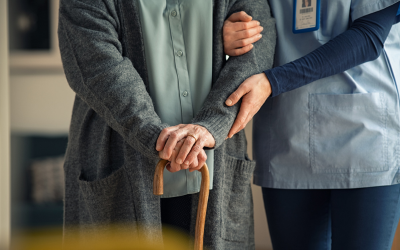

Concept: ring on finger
[[187, 134, 198, 142]]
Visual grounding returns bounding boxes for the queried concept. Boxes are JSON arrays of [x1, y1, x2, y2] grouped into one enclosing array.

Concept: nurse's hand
[[156, 124, 215, 168], [165, 139, 208, 173], [223, 11, 263, 56], [225, 73, 272, 138]]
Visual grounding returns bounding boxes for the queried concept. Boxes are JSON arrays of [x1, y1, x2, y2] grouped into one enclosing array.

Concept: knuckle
[[200, 154, 207, 161], [232, 91, 240, 99], [170, 131, 178, 139], [239, 40, 247, 47], [193, 125, 202, 134], [186, 137, 195, 145], [192, 145, 202, 152]]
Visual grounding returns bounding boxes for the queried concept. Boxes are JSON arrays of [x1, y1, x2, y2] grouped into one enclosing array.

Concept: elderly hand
[[156, 124, 215, 170], [223, 11, 263, 56], [164, 139, 208, 173], [225, 73, 272, 138]]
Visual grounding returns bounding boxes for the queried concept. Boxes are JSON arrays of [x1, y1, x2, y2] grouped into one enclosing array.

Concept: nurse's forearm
[[266, 2, 400, 97]]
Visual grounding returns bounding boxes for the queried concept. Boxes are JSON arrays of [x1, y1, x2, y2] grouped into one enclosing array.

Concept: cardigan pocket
[[78, 166, 137, 226], [220, 155, 256, 243], [310, 92, 388, 174]]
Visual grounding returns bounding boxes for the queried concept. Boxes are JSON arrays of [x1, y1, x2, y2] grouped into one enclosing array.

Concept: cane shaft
[[153, 160, 209, 250]]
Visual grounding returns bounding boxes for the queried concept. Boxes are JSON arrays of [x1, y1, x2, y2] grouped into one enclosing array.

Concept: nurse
[[222, 1, 400, 249]]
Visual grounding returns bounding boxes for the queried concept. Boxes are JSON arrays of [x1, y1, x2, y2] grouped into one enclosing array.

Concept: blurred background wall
[[1, 0, 11, 249]]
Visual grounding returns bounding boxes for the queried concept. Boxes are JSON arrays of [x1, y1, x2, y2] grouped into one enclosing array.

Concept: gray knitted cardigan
[[58, 0, 275, 249]]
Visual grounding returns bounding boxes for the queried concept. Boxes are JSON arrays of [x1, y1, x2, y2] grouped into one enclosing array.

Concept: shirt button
[[182, 91, 188, 97], [171, 10, 177, 17], [176, 51, 183, 57]]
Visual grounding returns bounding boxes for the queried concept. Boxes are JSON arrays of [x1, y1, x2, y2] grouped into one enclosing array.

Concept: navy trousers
[[262, 184, 400, 250]]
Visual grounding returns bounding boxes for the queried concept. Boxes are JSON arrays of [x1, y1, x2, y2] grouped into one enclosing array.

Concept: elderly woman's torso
[[137, 0, 214, 198]]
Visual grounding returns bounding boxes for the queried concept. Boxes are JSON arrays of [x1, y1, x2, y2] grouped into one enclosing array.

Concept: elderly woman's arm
[[58, 0, 167, 160], [157, 0, 276, 168]]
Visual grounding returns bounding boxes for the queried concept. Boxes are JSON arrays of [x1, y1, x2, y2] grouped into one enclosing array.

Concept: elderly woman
[[58, 0, 275, 249]]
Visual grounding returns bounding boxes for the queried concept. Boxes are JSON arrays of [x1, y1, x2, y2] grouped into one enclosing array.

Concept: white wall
[[0, 0, 11, 248], [10, 73, 75, 134]]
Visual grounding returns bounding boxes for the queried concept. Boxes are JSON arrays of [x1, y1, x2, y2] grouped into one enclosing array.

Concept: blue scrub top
[[253, 0, 400, 189]]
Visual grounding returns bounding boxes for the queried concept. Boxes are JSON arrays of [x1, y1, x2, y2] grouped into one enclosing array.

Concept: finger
[[226, 43, 254, 57], [156, 125, 182, 151], [165, 162, 173, 172], [231, 20, 261, 32], [167, 140, 184, 173], [227, 11, 252, 23], [189, 151, 206, 172], [225, 80, 252, 106], [234, 26, 264, 40], [193, 150, 207, 172], [184, 138, 205, 167], [160, 127, 189, 159], [228, 101, 251, 138], [228, 110, 253, 138], [175, 135, 197, 164], [233, 34, 262, 49], [188, 156, 199, 170]]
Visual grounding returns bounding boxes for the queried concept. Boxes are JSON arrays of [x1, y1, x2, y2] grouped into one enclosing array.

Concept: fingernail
[[250, 44, 254, 48], [226, 99, 232, 106], [185, 161, 189, 165], [257, 21, 260, 26], [260, 27, 264, 31], [177, 159, 182, 164], [258, 34, 262, 38]]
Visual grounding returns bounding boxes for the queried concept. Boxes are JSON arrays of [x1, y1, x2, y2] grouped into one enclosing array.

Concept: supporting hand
[[223, 11, 263, 56], [225, 73, 272, 138]]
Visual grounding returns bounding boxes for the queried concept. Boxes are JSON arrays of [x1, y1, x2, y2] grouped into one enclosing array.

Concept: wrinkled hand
[[156, 124, 215, 171], [164, 139, 208, 173], [225, 73, 272, 138], [223, 11, 263, 56]]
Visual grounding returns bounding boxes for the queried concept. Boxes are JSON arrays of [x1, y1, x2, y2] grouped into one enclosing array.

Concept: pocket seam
[[78, 166, 126, 194], [220, 155, 255, 243]]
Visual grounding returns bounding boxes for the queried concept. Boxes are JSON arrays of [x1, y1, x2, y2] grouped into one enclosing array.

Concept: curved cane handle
[[153, 160, 210, 250]]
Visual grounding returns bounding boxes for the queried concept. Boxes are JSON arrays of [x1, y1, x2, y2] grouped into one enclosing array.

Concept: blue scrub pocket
[[310, 92, 388, 173]]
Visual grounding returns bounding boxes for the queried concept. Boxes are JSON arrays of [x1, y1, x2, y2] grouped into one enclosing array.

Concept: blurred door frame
[[0, 0, 11, 249]]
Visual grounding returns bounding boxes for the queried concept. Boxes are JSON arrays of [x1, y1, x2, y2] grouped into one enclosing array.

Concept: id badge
[[293, 0, 320, 34]]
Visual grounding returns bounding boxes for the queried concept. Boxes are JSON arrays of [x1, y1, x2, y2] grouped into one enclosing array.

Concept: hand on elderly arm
[[156, 124, 215, 172], [225, 73, 272, 138]]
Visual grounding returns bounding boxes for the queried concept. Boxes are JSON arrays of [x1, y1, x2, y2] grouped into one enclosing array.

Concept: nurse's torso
[[253, 0, 400, 189]]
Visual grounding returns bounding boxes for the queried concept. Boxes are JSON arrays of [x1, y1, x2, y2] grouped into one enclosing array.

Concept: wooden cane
[[154, 159, 210, 250]]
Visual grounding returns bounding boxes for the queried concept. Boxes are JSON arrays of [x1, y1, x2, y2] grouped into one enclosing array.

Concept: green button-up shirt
[[137, 0, 214, 198]]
